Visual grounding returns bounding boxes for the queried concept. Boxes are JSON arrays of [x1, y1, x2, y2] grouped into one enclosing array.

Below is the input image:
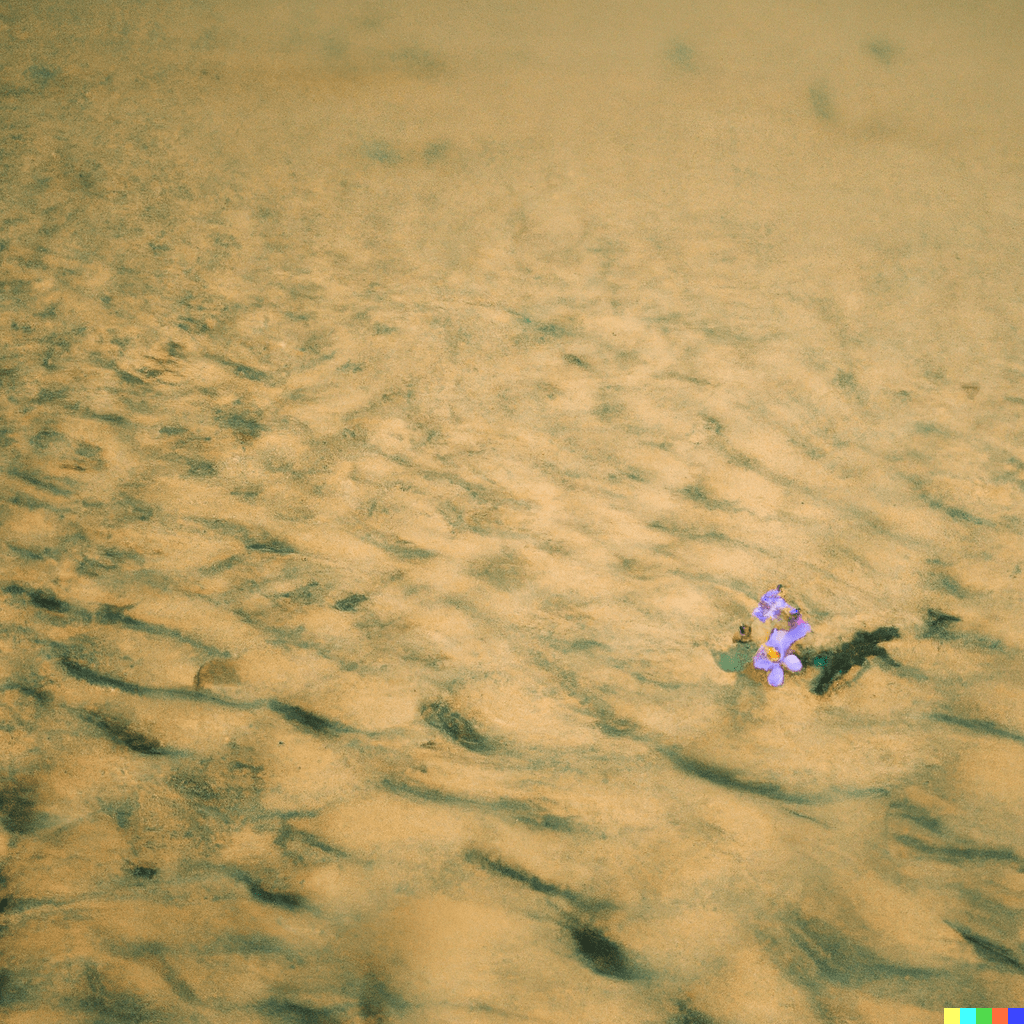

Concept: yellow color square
[[945, 1011, 960, 1024]]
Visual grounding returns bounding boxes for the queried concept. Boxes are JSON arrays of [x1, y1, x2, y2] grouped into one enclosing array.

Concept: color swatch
[[944, 1011, 1023, 1023]]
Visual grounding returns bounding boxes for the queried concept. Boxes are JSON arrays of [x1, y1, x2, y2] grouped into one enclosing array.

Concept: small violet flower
[[752, 587, 794, 623], [754, 617, 812, 687]]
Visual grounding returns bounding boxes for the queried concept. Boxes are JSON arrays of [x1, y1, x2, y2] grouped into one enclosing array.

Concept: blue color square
[[961, 1011, 976, 1024], [1007, 1010, 1024, 1023]]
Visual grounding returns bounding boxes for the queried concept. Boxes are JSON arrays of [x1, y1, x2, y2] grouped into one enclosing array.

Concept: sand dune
[[1, 1, 1023, 1020]]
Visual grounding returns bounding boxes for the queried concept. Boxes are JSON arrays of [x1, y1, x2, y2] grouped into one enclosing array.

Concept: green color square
[[977, 1011, 993, 1024]]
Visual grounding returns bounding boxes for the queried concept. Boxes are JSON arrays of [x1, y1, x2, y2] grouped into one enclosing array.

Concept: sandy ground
[[1, 1, 1023, 1021]]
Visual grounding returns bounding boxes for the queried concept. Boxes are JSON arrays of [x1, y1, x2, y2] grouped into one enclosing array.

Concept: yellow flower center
[[764, 645, 781, 662]]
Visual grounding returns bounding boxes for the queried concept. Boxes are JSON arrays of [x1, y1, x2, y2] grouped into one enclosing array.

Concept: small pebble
[[194, 659, 241, 690]]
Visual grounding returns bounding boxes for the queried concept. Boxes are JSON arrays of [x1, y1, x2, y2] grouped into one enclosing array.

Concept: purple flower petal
[[784, 619, 812, 646], [753, 649, 773, 670], [782, 654, 802, 672], [751, 588, 794, 623], [768, 666, 785, 686], [768, 628, 790, 653]]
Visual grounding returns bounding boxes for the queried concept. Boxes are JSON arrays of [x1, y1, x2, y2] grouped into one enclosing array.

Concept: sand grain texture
[[1, 1, 1023, 1021]]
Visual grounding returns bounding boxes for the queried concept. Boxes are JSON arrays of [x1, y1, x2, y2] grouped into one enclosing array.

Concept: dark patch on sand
[[268, 700, 349, 736], [241, 875, 305, 909], [663, 749, 812, 804], [669, 1001, 717, 1024], [948, 925, 1024, 973], [810, 627, 900, 695], [0, 783, 42, 834], [865, 39, 898, 64], [923, 608, 961, 637], [82, 711, 163, 754], [464, 848, 597, 910], [810, 84, 833, 120], [667, 43, 694, 70], [259, 998, 340, 1023], [382, 779, 572, 831], [358, 973, 406, 1022], [569, 923, 635, 979], [421, 700, 489, 751], [896, 834, 1019, 865], [466, 848, 563, 896], [97, 603, 227, 656], [81, 964, 149, 1023], [245, 535, 296, 554], [786, 913, 934, 986], [59, 656, 143, 694], [930, 713, 1024, 746], [4, 583, 92, 619]]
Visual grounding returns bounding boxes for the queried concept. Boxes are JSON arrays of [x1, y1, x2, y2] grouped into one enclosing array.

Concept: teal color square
[[960, 1011, 976, 1024]]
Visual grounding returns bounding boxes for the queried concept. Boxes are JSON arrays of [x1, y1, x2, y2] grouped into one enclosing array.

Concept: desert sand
[[1, 1, 1023, 1021]]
